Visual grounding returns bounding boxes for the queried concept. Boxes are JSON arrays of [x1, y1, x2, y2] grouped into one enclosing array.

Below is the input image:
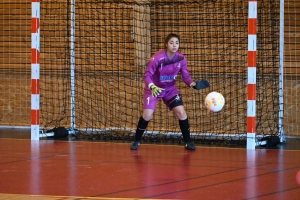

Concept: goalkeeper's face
[[166, 37, 179, 54]]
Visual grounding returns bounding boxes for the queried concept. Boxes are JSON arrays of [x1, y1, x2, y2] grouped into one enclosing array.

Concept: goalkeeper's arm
[[191, 79, 210, 90]]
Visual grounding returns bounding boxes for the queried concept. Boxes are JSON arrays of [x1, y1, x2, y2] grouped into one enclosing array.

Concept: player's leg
[[164, 94, 196, 150], [130, 89, 157, 150], [173, 106, 195, 150], [130, 109, 154, 150]]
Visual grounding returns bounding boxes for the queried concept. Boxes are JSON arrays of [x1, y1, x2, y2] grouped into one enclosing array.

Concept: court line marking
[[0, 193, 174, 200], [1, 138, 300, 152]]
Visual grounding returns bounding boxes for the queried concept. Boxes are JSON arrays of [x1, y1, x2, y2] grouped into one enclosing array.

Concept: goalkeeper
[[130, 33, 210, 150]]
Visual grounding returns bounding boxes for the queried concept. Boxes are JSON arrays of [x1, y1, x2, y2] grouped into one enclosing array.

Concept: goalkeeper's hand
[[191, 79, 210, 90], [150, 85, 165, 97]]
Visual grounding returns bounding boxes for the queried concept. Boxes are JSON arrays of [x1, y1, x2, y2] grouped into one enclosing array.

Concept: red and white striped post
[[247, 0, 257, 149], [31, 0, 40, 140]]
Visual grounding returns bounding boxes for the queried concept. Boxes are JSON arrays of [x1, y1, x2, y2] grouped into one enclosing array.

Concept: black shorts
[[167, 94, 183, 110]]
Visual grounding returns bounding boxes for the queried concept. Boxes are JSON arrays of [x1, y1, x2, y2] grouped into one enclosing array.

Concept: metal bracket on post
[[39, 130, 54, 138]]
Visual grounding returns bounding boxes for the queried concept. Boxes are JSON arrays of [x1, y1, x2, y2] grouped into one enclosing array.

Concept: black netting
[[40, 0, 281, 146]]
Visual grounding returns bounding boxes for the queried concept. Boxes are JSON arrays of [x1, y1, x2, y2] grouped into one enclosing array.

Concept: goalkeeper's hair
[[164, 33, 180, 48]]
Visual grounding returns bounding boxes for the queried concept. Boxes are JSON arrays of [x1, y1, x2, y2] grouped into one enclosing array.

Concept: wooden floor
[[0, 129, 300, 200]]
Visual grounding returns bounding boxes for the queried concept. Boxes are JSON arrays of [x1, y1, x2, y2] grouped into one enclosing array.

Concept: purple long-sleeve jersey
[[144, 49, 194, 90]]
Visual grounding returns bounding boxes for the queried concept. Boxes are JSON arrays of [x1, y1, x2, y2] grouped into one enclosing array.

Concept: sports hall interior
[[0, 1, 300, 200]]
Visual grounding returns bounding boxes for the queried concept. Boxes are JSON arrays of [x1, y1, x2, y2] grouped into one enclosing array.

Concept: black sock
[[134, 116, 149, 142], [179, 118, 190, 143]]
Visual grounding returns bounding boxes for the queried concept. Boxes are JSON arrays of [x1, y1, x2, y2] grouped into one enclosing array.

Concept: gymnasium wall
[[0, 1, 299, 137]]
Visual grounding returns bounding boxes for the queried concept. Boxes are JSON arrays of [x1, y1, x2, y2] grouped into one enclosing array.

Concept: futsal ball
[[205, 91, 225, 112], [296, 170, 300, 186]]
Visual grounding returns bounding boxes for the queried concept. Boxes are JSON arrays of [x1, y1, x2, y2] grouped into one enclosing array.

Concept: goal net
[[39, 0, 282, 145]]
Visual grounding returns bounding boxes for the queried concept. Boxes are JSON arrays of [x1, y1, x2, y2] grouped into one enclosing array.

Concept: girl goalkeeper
[[130, 33, 210, 150]]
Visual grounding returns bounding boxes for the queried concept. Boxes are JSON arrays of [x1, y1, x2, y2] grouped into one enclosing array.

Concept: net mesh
[[39, 0, 282, 145], [284, 0, 300, 137]]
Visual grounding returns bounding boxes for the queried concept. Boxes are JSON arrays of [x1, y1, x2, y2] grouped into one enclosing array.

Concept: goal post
[[36, 0, 282, 146], [247, 0, 257, 149], [31, 0, 40, 140], [278, 0, 285, 143], [70, 0, 76, 131]]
